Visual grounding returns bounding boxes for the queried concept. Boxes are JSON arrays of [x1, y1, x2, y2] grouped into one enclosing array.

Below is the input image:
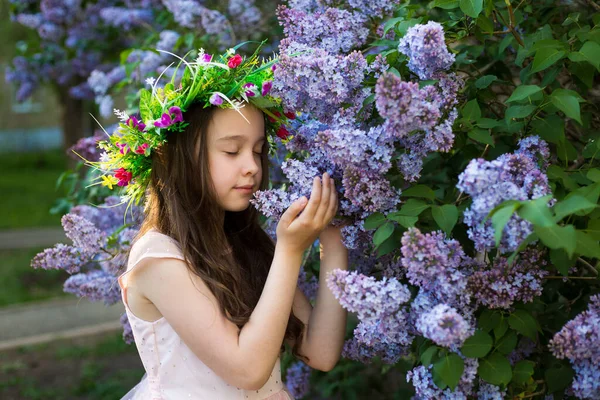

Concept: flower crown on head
[[89, 41, 294, 207]]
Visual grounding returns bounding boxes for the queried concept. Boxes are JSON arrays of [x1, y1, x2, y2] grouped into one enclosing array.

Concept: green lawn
[[0, 149, 69, 229], [0, 247, 69, 307], [0, 332, 144, 400]]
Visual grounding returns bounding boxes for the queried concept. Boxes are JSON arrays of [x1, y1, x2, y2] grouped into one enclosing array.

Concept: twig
[[583, 0, 600, 12], [545, 276, 597, 280], [578, 257, 599, 276]]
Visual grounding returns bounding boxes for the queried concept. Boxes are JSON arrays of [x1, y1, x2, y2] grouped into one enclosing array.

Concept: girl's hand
[[276, 172, 338, 255]]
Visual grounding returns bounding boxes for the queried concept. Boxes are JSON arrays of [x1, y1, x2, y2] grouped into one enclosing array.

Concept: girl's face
[[206, 104, 265, 212]]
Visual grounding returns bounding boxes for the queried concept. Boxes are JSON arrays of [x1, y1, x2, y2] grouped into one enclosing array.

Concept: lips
[[235, 185, 254, 189]]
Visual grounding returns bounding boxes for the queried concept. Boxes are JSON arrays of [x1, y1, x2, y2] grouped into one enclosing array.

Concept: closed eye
[[225, 151, 238, 155]]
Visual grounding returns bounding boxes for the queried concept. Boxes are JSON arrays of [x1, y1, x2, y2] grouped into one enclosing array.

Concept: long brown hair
[[137, 102, 306, 360]]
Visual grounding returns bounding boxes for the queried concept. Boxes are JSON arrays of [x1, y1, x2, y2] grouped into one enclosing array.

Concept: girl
[[110, 47, 349, 400]]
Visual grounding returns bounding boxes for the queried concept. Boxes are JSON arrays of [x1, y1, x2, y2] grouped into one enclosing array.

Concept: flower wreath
[[89, 41, 294, 207]]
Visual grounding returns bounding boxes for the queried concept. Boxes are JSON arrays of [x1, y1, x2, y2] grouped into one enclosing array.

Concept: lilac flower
[[250, 188, 297, 220], [277, 6, 369, 54], [353, 311, 413, 347], [61, 214, 106, 255], [375, 73, 442, 140], [469, 248, 548, 309], [398, 21, 455, 80], [96, 95, 114, 118], [228, 0, 262, 32], [400, 228, 472, 309], [326, 269, 411, 321], [31, 244, 89, 274], [476, 381, 507, 399], [285, 362, 311, 399], [273, 42, 369, 123], [64, 270, 121, 305], [68, 131, 104, 162], [342, 167, 401, 216], [120, 313, 134, 344], [88, 70, 110, 95], [99, 8, 153, 30], [16, 13, 43, 29], [322, 0, 401, 19], [407, 357, 479, 399], [342, 336, 407, 364], [415, 304, 473, 348], [161, 0, 204, 29], [457, 137, 552, 252], [298, 267, 319, 302]]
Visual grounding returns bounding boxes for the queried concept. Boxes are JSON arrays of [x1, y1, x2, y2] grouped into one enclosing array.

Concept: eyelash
[[225, 151, 262, 156]]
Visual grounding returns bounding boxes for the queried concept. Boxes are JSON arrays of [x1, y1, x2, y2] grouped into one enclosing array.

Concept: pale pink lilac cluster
[[398, 21, 456, 80], [549, 295, 600, 399], [457, 136, 552, 253]]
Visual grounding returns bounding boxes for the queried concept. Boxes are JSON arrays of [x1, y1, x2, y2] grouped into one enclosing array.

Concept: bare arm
[[287, 227, 348, 371], [136, 174, 337, 390]]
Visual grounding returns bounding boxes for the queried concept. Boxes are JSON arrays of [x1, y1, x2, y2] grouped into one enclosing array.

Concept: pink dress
[[118, 230, 294, 400]]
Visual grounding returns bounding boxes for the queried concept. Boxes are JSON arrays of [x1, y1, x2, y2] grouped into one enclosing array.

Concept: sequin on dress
[[118, 230, 294, 400]]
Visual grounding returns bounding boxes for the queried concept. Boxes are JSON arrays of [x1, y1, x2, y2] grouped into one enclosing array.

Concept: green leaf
[[478, 309, 500, 332], [579, 41, 600, 70], [382, 17, 404, 36], [551, 88, 582, 124], [388, 214, 419, 228], [517, 196, 554, 227], [432, 205, 459, 234], [403, 185, 436, 200], [421, 346, 439, 366], [477, 118, 503, 129], [376, 229, 402, 257], [491, 202, 519, 247], [505, 105, 537, 121], [434, 0, 460, 9], [475, 75, 497, 89], [478, 353, 513, 386], [495, 330, 518, 355], [396, 199, 430, 216], [587, 169, 600, 183], [506, 85, 544, 103], [550, 248, 575, 276], [433, 353, 464, 391], [373, 221, 395, 246], [513, 361, 535, 385], [554, 195, 597, 221], [462, 99, 482, 121], [532, 114, 565, 144], [575, 230, 600, 259], [545, 365, 575, 393], [508, 309, 538, 340], [460, 330, 493, 358], [468, 128, 494, 146], [364, 212, 386, 230], [535, 225, 577, 258], [531, 48, 566, 73], [494, 318, 508, 340], [460, 0, 483, 18]]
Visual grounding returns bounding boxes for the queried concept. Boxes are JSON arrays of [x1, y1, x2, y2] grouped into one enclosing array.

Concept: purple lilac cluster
[[322, 0, 401, 19], [342, 336, 406, 364], [7, 0, 160, 104], [468, 248, 548, 309], [476, 381, 507, 399], [375, 71, 461, 181], [327, 269, 414, 363], [285, 361, 311, 399], [400, 228, 472, 310], [398, 21, 455, 80], [67, 131, 105, 162], [273, 41, 370, 123], [32, 196, 142, 338], [549, 295, 600, 399], [415, 304, 472, 348], [407, 357, 479, 399], [228, 0, 262, 33], [457, 136, 552, 252], [277, 6, 369, 54]]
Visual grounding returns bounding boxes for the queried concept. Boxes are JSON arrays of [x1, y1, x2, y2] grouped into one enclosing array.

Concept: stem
[[582, 0, 600, 12], [578, 258, 599, 276], [545, 276, 598, 280]]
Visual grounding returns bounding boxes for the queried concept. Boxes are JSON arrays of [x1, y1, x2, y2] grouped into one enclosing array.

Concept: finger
[[279, 196, 308, 227], [314, 173, 331, 223], [324, 178, 338, 222], [302, 176, 322, 220]]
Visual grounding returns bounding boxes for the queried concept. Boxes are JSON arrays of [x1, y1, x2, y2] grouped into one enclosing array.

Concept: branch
[[583, 0, 600, 12]]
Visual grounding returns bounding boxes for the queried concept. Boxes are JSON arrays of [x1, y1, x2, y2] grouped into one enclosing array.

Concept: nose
[[242, 151, 260, 176]]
